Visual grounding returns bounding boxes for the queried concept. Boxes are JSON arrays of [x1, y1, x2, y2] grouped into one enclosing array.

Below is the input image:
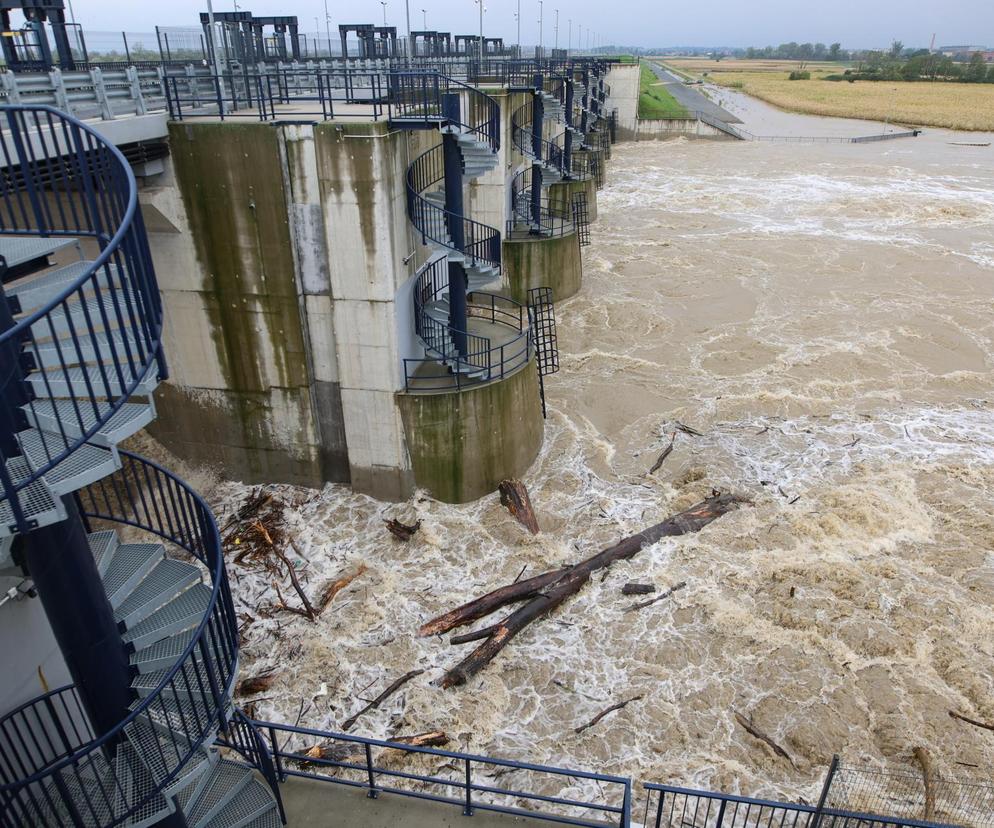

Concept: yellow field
[[658, 58, 994, 132]]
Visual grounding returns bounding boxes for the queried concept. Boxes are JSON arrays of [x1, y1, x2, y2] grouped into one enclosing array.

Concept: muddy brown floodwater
[[191, 113, 994, 817]]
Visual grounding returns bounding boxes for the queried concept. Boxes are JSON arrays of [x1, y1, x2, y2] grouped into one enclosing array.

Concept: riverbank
[[659, 58, 994, 131]]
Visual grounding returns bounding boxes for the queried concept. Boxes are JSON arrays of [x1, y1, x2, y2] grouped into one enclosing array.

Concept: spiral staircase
[[394, 72, 532, 385], [0, 107, 283, 827]]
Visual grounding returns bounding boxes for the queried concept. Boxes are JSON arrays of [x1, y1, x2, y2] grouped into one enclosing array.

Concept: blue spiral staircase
[[392, 72, 532, 386], [0, 106, 283, 827]]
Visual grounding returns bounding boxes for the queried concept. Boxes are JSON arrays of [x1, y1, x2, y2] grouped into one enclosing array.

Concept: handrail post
[[811, 755, 839, 828], [365, 743, 378, 798], [654, 789, 665, 828], [464, 757, 473, 816]]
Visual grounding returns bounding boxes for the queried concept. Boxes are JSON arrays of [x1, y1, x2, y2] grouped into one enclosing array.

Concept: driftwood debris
[[648, 433, 676, 475], [913, 746, 936, 822], [621, 583, 656, 596], [734, 711, 796, 768], [949, 710, 994, 732], [498, 479, 540, 534], [624, 581, 687, 612], [342, 670, 425, 731], [236, 673, 277, 697], [420, 492, 746, 688], [386, 518, 422, 542], [575, 695, 643, 734], [301, 731, 448, 764]]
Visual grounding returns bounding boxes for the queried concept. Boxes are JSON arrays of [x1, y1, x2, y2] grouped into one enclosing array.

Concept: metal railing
[[219, 709, 287, 823], [0, 67, 166, 120], [0, 451, 238, 827], [643, 784, 959, 828], [0, 105, 164, 535], [406, 144, 502, 271], [512, 99, 565, 172], [389, 71, 501, 150], [508, 167, 575, 238], [405, 256, 531, 391], [250, 718, 632, 827]]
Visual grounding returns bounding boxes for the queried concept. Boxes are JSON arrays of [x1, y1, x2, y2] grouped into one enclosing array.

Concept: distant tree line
[[736, 40, 994, 83]]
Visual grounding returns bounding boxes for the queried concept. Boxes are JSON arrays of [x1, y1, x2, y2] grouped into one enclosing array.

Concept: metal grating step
[[0, 456, 65, 541], [6, 260, 120, 314], [26, 288, 143, 340], [186, 759, 252, 827], [198, 777, 275, 828], [174, 749, 221, 814], [132, 656, 218, 702], [16, 428, 120, 497], [102, 542, 164, 608], [21, 399, 155, 447], [27, 326, 150, 372], [124, 712, 212, 796], [123, 583, 212, 651], [116, 558, 201, 629], [0, 235, 77, 269], [111, 742, 175, 828], [87, 529, 119, 576], [130, 691, 221, 747], [131, 627, 204, 674], [240, 805, 283, 828], [27, 361, 159, 399]]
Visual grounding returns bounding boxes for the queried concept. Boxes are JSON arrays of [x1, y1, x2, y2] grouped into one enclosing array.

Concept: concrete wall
[[548, 177, 598, 223], [503, 232, 583, 304], [396, 355, 544, 504], [635, 119, 734, 140], [605, 63, 641, 141]]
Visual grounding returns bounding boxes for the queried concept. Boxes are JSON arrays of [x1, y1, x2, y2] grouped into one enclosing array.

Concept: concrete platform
[[281, 776, 574, 827]]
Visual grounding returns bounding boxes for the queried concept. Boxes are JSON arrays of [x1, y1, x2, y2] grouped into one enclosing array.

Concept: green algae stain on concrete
[[169, 122, 308, 396], [503, 233, 583, 304], [396, 363, 545, 503]]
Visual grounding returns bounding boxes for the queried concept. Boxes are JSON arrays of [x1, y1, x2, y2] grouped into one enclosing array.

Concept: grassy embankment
[[661, 58, 994, 131], [638, 63, 689, 119]]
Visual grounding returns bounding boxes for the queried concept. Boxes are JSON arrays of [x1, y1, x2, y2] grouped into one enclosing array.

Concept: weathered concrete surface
[[397, 359, 544, 504], [148, 122, 341, 487], [605, 63, 640, 141], [635, 118, 735, 140], [503, 232, 582, 304], [548, 176, 598, 223], [280, 776, 598, 827]]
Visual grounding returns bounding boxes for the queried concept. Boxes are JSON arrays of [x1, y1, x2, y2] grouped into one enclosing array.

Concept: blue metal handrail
[[405, 144, 502, 271], [249, 718, 633, 827], [0, 105, 164, 534], [388, 71, 501, 151], [0, 451, 237, 827], [642, 783, 958, 828], [508, 167, 575, 238], [511, 99, 566, 173]]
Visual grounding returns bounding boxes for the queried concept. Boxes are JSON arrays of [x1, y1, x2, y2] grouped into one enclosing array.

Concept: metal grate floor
[[0, 235, 77, 267], [123, 583, 212, 651], [115, 558, 200, 629], [204, 779, 277, 828], [27, 288, 142, 339], [27, 362, 158, 399], [17, 428, 119, 496], [186, 759, 252, 827], [102, 542, 163, 607], [87, 529, 119, 576], [22, 399, 155, 447], [6, 259, 119, 313], [131, 627, 201, 674], [0, 456, 64, 538]]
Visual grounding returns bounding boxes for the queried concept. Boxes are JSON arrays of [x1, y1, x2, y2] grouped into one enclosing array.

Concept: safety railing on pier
[[248, 718, 633, 827], [512, 99, 565, 172], [0, 451, 238, 826], [508, 167, 575, 238]]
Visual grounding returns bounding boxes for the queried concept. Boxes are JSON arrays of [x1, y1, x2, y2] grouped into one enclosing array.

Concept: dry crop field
[[659, 57, 994, 131]]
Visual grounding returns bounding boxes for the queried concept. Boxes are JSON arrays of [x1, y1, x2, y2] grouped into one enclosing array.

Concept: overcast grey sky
[[66, 0, 994, 49]]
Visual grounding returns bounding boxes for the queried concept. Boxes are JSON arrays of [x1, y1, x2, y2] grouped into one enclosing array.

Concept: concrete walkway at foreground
[[281, 776, 618, 827], [646, 62, 741, 123]]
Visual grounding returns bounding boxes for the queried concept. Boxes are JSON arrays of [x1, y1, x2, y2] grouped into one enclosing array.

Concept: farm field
[[658, 57, 994, 131]]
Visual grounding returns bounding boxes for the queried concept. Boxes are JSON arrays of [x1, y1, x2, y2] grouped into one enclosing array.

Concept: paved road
[[645, 62, 742, 124]]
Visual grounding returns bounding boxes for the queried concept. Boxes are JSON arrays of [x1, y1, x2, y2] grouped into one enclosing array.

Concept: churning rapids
[[164, 116, 994, 815]]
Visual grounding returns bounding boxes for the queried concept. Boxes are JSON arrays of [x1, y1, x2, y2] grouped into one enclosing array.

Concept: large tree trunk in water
[[420, 492, 746, 688]]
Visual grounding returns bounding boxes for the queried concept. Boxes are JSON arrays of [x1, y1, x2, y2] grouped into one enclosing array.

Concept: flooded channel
[[193, 107, 994, 811]]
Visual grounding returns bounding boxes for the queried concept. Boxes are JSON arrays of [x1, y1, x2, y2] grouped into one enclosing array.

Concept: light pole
[[516, 0, 520, 56], [537, 0, 543, 57], [554, 9, 558, 50], [405, 0, 411, 56], [422, 8, 427, 27], [324, 0, 332, 57], [380, 1, 388, 27], [567, 18, 571, 57], [478, 0, 484, 63]]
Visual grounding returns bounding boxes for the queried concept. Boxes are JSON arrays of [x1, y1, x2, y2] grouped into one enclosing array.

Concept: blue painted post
[[563, 78, 575, 178], [580, 69, 590, 137], [530, 73, 545, 228], [441, 92, 469, 357], [22, 496, 133, 741]]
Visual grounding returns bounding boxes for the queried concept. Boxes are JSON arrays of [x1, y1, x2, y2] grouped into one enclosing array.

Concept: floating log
[[315, 563, 368, 614], [949, 710, 994, 732], [236, 673, 277, 697], [499, 479, 540, 534], [575, 695, 643, 734], [624, 581, 687, 612], [386, 518, 422, 542], [302, 731, 449, 764], [420, 492, 746, 688], [648, 433, 676, 475], [913, 746, 936, 822], [341, 669, 425, 731], [734, 711, 796, 768], [621, 583, 656, 596]]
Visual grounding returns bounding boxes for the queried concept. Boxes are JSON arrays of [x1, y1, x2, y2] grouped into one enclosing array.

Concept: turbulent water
[[193, 120, 994, 816]]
